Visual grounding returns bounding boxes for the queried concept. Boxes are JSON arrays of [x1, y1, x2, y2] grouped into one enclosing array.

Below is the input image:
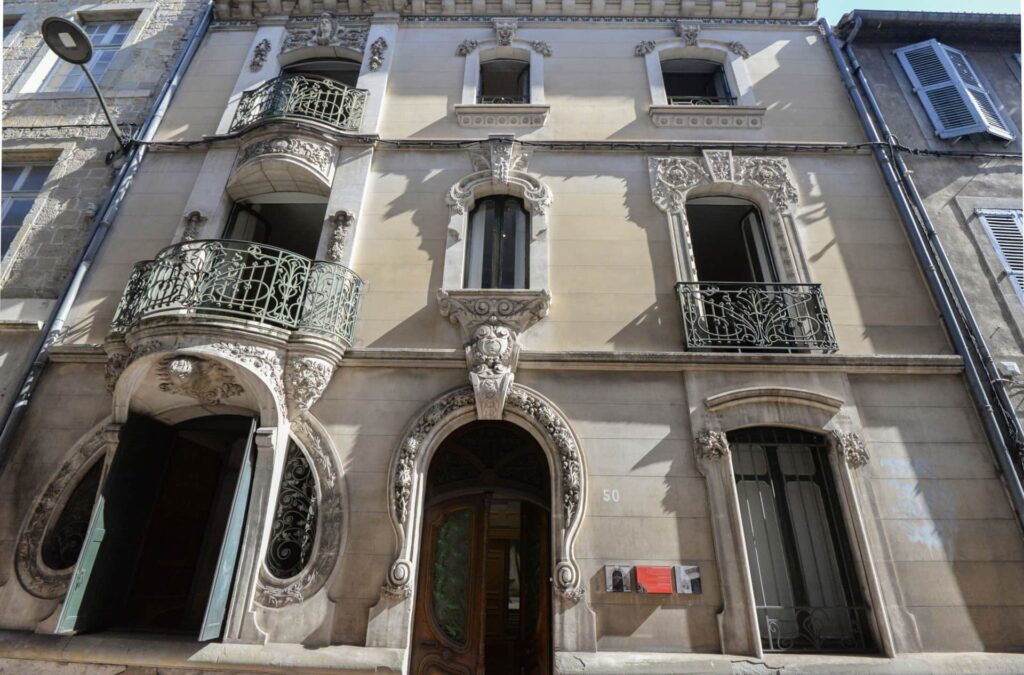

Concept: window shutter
[[977, 209, 1024, 303], [895, 39, 1014, 141]]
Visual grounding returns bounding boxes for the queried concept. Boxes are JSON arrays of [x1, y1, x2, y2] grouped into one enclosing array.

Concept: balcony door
[[686, 195, 776, 284], [410, 422, 551, 675], [57, 414, 257, 641]]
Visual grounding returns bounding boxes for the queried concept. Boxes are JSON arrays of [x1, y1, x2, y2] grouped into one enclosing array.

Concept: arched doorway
[[410, 421, 552, 674]]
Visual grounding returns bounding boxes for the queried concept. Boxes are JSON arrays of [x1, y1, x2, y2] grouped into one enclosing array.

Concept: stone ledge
[[649, 104, 766, 129], [454, 103, 550, 128]]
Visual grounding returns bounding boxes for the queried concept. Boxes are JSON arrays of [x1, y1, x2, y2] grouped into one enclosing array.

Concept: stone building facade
[[0, 0, 207, 410], [1, 0, 1023, 673]]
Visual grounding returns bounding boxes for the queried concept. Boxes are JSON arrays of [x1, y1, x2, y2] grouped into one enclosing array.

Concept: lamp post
[[40, 16, 131, 155]]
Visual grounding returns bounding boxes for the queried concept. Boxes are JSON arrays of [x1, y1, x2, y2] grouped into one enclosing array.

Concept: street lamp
[[40, 16, 132, 157]]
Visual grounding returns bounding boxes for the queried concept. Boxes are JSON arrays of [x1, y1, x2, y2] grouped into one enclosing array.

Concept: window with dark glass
[[2, 163, 53, 256], [282, 57, 361, 88], [730, 427, 873, 653], [478, 59, 530, 104], [686, 196, 776, 283], [465, 196, 529, 289], [662, 59, 732, 105], [223, 200, 327, 259]]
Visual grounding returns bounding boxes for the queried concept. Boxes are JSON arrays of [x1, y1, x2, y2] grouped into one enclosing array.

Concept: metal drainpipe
[[0, 1, 214, 471], [842, 26, 1024, 468], [820, 17, 1024, 527]]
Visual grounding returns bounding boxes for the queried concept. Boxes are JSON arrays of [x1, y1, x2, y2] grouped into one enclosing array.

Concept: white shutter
[[977, 209, 1024, 303], [896, 39, 1014, 141]]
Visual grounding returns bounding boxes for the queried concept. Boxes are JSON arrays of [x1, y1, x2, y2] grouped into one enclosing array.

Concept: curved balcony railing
[[667, 95, 737, 106], [229, 74, 368, 133], [111, 240, 364, 345], [676, 281, 838, 353]]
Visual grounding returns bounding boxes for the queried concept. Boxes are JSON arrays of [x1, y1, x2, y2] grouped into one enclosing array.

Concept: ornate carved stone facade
[[447, 137, 552, 215], [832, 430, 870, 469], [281, 13, 369, 54], [695, 429, 730, 461], [249, 38, 271, 71], [157, 355, 245, 406], [326, 210, 355, 262], [236, 136, 335, 177]]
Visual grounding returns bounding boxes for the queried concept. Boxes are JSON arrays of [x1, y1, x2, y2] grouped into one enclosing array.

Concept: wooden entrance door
[[411, 495, 551, 675]]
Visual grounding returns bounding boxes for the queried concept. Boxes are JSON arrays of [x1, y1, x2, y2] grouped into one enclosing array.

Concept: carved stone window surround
[[456, 28, 550, 128], [367, 383, 596, 652], [648, 150, 809, 287], [638, 28, 762, 130], [688, 382, 899, 659], [443, 136, 553, 291]]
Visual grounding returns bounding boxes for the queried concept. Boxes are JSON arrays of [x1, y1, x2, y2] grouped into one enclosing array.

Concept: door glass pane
[[432, 508, 473, 645]]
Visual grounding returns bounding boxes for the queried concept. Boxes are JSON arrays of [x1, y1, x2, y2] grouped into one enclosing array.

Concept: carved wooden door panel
[[520, 501, 551, 675], [411, 495, 488, 674]]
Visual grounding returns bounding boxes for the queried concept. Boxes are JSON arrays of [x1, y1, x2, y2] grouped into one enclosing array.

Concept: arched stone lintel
[[705, 386, 844, 415], [447, 168, 552, 217], [277, 44, 365, 69]]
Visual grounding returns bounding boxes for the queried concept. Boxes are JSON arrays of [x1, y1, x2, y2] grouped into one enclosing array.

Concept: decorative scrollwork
[[236, 136, 335, 177], [634, 40, 656, 56], [265, 442, 318, 579], [249, 38, 271, 72], [493, 19, 516, 46], [677, 281, 838, 352], [695, 429, 730, 461], [455, 39, 478, 56], [368, 36, 388, 72], [285, 356, 334, 414], [831, 430, 870, 469], [157, 355, 245, 405], [282, 13, 368, 53], [229, 74, 368, 133]]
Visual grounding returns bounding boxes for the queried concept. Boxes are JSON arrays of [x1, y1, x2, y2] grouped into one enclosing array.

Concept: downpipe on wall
[[0, 2, 215, 472], [820, 17, 1024, 530]]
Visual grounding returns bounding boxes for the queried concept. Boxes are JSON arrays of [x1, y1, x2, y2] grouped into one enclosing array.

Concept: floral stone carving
[[284, 356, 335, 415], [493, 19, 517, 46], [385, 384, 585, 602], [368, 37, 388, 72], [237, 136, 335, 177], [157, 355, 245, 406], [437, 289, 551, 420], [326, 210, 354, 263], [249, 38, 271, 72], [448, 138, 551, 216], [648, 153, 797, 215], [695, 429, 730, 461], [832, 430, 870, 469], [456, 39, 478, 56]]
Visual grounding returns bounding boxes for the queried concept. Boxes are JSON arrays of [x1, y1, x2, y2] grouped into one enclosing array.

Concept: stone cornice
[[214, 0, 815, 20]]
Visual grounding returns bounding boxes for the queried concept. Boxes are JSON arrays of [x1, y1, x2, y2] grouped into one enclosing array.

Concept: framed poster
[[673, 564, 702, 594], [604, 565, 632, 592], [635, 565, 673, 594]]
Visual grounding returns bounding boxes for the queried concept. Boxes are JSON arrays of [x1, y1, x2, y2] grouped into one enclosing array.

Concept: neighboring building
[[1, 1, 1023, 673], [835, 10, 1024, 467], [0, 0, 207, 414]]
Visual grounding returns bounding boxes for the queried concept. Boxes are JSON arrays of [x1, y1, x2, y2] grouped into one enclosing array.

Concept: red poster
[[635, 566, 673, 594]]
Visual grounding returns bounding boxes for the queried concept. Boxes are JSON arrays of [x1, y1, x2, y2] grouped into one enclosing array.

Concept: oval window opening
[[41, 460, 103, 570], [266, 441, 318, 578]]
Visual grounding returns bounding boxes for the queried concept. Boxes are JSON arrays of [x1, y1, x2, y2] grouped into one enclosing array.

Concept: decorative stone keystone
[[437, 289, 551, 420], [832, 429, 870, 468], [695, 429, 730, 461]]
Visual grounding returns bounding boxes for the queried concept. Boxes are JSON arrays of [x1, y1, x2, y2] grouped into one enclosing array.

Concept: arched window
[[283, 57, 361, 88], [465, 196, 530, 289], [686, 195, 776, 282], [729, 427, 872, 653], [478, 58, 530, 104], [661, 58, 732, 106]]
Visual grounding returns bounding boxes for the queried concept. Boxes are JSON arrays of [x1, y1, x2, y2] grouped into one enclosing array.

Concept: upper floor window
[[223, 199, 327, 259], [2, 163, 52, 256], [42, 21, 131, 92], [686, 196, 775, 282], [977, 209, 1024, 304], [895, 39, 1014, 141], [478, 58, 530, 105], [662, 58, 733, 106], [282, 57, 360, 88], [465, 196, 529, 289]]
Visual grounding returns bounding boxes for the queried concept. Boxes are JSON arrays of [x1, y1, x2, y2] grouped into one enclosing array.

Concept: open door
[[57, 415, 175, 634], [199, 418, 257, 641]]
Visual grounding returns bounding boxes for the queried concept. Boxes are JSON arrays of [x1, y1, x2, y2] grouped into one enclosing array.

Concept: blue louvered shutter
[[896, 39, 1014, 141], [977, 209, 1024, 304]]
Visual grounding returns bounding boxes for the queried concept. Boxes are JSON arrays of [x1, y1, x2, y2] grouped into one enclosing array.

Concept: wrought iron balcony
[[111, 240, 363, 345], [676, 281, 838, 353], [229, 74, 368, 133], [478, 95, 528, 104], [667, 95, 737, 106], [759, 605, 873, 653]]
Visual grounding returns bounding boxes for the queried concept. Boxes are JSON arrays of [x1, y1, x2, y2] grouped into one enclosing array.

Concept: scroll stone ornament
[[456, 39, 478, 56], [702, 149, 733, 182], [493, 19, 517, 46], [237, 137, 334, 176], [530, 41, 552, 57], [368, 36, 388, 72], [695, 429, 730, 461], [249, 38, 271, 72], [832, 430, 870, 468], [649, 154, 798, 215], [649, 157, 709, 214], [437, 290, 551, 420], [635, 40, 657, 56], [284, 356, 335, 415]]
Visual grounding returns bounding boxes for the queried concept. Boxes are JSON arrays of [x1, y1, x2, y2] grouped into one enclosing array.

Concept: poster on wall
[[604, 565, 632, 592], [635, 565, 674, 594], [674, 564, 702, 594]]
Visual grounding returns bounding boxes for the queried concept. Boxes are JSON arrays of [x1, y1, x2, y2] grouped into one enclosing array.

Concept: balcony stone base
[[454, 103, 550, 128], [649, 105, 766, 129]]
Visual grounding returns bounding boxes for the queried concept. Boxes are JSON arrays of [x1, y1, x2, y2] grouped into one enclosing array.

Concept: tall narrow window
[[977, 209, 1024, 303], [465, 196, 529, 289], [731, 427, 872, 653], [662, 59, 732, 106], [2, 163, 52, 256], [478, 59, 530, 104], [686, 196, 775, 282], [266, 441, 318, 579], [43, 21, 132, 92]]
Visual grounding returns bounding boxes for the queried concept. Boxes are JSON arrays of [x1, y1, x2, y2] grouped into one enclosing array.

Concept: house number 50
[[602, 489, 620, 503]]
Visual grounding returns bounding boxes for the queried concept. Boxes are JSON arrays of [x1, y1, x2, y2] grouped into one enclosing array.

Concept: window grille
[[730, 427, 873, 653], [43, 21, 132, 92], [895, 39, 1014, 141], [2, 163, 52, 256], [977, 209, 1024, 304]]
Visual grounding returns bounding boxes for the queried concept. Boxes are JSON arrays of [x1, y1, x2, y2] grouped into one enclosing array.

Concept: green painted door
[[198, 419, 257, 641], [56, 415, 174, 634]]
